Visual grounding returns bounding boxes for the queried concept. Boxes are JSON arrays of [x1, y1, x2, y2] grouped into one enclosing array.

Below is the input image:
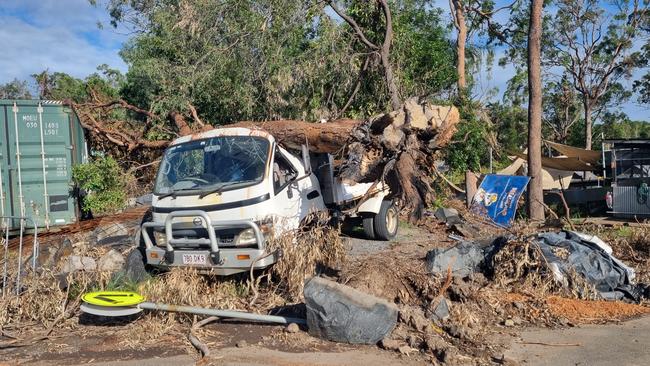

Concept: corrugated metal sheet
[[0, 100, 87, 230], [612, 185, 650, 216]]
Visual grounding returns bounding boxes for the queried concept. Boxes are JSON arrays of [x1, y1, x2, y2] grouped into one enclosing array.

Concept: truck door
[[271, 147, 306, 231]]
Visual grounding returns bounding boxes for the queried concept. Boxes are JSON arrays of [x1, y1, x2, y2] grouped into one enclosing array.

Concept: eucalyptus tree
[[549, 0, 647, 149]]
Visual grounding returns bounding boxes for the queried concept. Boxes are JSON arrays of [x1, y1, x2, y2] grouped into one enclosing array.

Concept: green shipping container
[[0, 100, 87, 230]]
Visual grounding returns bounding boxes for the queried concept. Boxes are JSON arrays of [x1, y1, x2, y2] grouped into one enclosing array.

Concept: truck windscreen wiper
[[157, 187, 196, 199], [198, 181, 245, 199]]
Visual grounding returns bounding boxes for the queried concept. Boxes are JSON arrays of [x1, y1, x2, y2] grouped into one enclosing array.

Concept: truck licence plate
[[182, 254, 207, 265]]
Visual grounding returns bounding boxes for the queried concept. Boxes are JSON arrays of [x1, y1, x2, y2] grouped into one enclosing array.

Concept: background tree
[[527, 0, 544, 221], [0, 79, 32, 99], [550, 0, 646, 149], [543, 75, 582, 143], [102, 0, 456, 124], [328, 0, 401, 110]]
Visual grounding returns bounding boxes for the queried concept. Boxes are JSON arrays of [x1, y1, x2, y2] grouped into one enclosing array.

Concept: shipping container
[[0, 100, 87, 231]]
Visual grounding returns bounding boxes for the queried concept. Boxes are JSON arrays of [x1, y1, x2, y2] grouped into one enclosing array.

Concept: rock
[[56, 238, 74, 261], [98, 249, 125, 272], [380, 338, 403, 351], [512, 316, 523, 326], [61, 256, 96, 273], [503, 319, 515, 327], [285, 323, 300, 333], [451, 223, 481, 238], [426, 241, 487, 277], [429, 298, 451, 322], [94, 222, 130, 246], [434, 207, 461, 225], [121, 249, 149, 283], [304, 277, 399, 344], [30, 245, 58, 270], [513, 301, 525, 310]]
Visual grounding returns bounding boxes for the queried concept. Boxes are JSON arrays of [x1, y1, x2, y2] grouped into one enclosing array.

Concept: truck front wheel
[[374, 200, 398, 241]]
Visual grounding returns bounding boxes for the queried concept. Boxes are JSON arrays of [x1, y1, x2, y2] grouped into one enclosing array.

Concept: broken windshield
[[154, 136, 270, 195]]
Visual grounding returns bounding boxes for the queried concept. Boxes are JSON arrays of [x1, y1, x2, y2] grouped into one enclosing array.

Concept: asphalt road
[[506, 315, 650, 366]]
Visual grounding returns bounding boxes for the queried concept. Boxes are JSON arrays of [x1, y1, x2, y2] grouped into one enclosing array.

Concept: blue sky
[[0, 0, 647, 121], [0, 0, 127, 87]]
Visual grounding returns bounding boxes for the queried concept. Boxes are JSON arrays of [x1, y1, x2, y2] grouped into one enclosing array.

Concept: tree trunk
[[453, 0, 467, 91], [378, 0, 401, 110], [584, 99, 592, 150], [381, 52, 401, 111], [231, 119, 361, 153], [235, 102, 461, 221], [526, 0, 545, 222]]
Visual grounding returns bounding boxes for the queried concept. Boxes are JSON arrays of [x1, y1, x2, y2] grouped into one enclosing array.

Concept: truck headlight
[[236, 228, 257, 246], [153, 230, 167, 247]]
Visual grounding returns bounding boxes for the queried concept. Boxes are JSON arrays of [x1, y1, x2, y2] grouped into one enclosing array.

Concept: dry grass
[[265, 211, 345, 300]]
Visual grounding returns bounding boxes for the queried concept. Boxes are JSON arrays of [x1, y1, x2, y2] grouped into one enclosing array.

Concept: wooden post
[[465, 171, 478, 208]]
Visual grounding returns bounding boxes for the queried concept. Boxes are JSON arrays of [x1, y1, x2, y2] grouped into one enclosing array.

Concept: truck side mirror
[[301, 144, 311, 175]]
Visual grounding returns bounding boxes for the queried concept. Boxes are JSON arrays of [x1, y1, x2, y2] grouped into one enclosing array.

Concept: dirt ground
[[2, 216, 650, 366], [1, 224, 443, 366]]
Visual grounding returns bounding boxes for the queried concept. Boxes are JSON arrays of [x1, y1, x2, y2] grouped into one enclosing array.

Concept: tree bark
[[526, 0, 545, 221], [378, 0, 401, 110], [231, 119, 361, 154], [583, 99, 592, 150], [452, 0, 467, 91]]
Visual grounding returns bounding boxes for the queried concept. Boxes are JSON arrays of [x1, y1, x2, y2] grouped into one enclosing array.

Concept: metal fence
[[1, 216, 39, 297]]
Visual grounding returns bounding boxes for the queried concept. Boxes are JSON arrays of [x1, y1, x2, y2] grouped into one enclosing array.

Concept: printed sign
[[471, 174, 530, 227], [82, 291, 145, 307]]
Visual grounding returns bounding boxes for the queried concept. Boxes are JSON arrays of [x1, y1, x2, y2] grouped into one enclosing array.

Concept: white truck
[[137, 127, 398, 275]]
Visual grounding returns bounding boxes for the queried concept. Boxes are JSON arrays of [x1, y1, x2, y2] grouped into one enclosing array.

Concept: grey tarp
[[426, 232, 647, 301], [535, 231, 638, 300]]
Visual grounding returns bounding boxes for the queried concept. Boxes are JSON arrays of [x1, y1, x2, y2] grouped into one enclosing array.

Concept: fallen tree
[[71, 93, 459, 220], [234, 99, 460, 221]]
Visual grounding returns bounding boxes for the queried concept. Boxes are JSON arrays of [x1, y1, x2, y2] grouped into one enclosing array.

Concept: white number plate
[[182, 254, 207, 265]]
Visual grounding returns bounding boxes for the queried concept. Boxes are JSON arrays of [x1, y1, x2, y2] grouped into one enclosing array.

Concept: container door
[[7, 103, 76, 228], [0, 105, 10, 222]]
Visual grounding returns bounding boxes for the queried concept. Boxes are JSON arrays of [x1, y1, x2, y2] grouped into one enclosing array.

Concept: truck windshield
[[154, 136, 270, 195]]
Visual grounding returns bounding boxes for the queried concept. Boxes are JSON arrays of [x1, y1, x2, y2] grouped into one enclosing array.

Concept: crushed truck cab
[[138, 127, 396, 275]]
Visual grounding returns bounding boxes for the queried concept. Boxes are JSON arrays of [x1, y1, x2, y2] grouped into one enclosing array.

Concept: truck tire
[[373, 200, 398, 241], [362, 215, 376, 240]]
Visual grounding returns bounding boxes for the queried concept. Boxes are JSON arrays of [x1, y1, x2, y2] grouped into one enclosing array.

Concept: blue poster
[[471, 174, 530, 227]]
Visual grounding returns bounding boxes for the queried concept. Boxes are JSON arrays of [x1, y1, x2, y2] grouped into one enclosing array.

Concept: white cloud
[[0, 0, 127, 85]]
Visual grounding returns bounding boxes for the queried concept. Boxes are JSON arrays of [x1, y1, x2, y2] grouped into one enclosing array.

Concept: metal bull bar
[[1, 216, 39, 297], [141, 210, 265, 266]]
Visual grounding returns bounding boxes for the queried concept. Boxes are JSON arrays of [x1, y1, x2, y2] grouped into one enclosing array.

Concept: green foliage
[[109, 0, 456, 122], [72, 157, 127, 215], [445, 100, 492, 173], [32, 65, 125, 102], [489, 101, 527, 152]]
